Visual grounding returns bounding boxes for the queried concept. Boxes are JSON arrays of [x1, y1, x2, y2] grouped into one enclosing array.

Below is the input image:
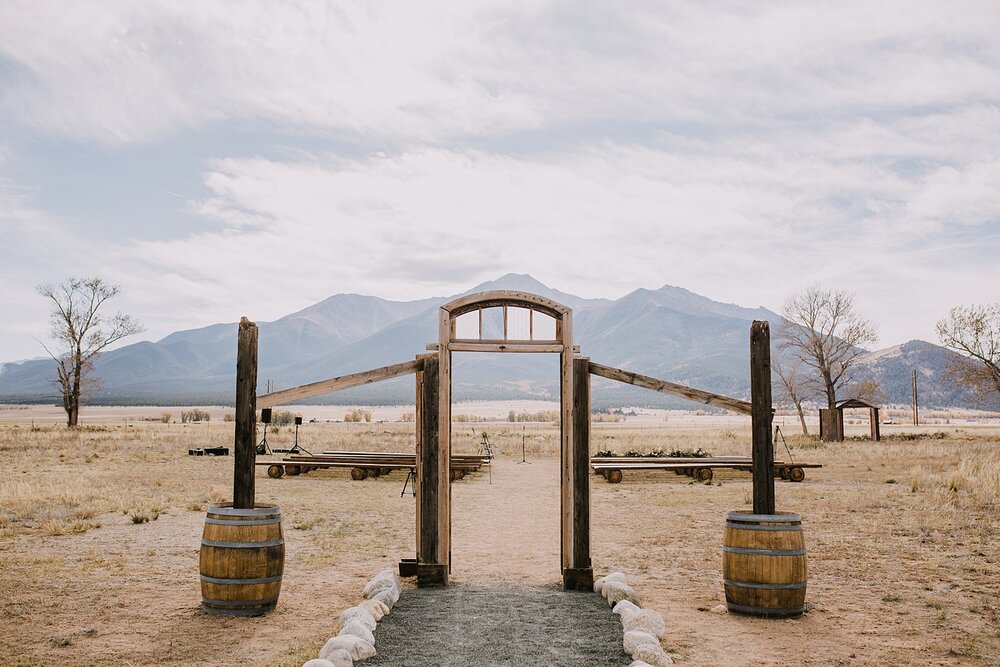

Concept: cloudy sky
[[1, 1, 997, 362]]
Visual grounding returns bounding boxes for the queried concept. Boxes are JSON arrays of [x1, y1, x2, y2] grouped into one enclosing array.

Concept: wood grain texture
[[750, 320, 776, 515], [436, 309, 452, 572], [559, 311, 574, 573], [200, 504, 284, 616], [431, 290, 581, 584], [429, 290, 585, 586], [588, 362, 753, 414], [447, 342, 565, 353], [440, 290, 571, 319], [723, 511, 806, 618], [417, 354, 439, 582], [256, 359, 420, 408], [570, 356, 593, 589], [233, 317, 258, 509]]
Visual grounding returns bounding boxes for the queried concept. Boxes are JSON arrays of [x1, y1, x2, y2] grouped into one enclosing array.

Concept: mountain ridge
[[0, 275, 980, 408]]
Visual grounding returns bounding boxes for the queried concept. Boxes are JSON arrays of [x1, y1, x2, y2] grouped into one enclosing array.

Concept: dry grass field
[[1, 411, 998, 666]]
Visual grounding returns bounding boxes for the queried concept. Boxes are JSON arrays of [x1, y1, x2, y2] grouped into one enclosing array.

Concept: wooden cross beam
[[256, 359, 422, 408], [587, 362, 753, 415]]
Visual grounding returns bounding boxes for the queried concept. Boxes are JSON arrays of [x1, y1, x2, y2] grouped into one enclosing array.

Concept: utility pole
[[911, 369, 919, 426]]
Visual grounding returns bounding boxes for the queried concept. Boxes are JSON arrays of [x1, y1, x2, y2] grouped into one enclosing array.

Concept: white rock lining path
[[300, 569, 673, 666]]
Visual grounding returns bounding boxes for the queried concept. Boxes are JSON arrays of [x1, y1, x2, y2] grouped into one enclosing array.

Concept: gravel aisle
[[365, 584, 630, 666]]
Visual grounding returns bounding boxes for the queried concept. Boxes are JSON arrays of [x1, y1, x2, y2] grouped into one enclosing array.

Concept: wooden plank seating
[[592, 456, 752, 464], [255, 451, 490, 481], [590, 457, 821, 484]]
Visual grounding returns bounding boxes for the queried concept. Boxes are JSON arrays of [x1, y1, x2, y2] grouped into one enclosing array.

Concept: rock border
[[594, 572, 674, 667], [307, 568, 673, 666], [303, 568, 403, 667]]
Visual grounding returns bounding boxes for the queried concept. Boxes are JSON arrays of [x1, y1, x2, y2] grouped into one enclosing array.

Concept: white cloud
[[0, 1, 546, 144], [0, 1, 998, 360], [97, 136, 996, 345], [1, 1, 997, 144]]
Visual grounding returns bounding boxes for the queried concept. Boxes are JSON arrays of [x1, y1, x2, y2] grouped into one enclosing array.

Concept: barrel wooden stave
[[723, 511, 807, 618], [200, 504, 284, 616]]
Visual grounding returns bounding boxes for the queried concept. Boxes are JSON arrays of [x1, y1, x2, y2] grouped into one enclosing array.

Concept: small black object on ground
[[398, 558, 418, 577], [188, 447, 230, 456]]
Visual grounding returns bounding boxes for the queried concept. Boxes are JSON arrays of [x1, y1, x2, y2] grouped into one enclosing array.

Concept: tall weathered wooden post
[[199, 316, 286, 617], [749, 320, 774, 514], [417, 354, 447, 586], [234, 316, 258, 509], [722, 319, 807, 618], [566, 356, 594, 590]]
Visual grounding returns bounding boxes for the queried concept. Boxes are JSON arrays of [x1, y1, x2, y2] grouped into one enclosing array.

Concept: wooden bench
[[256, 451, 489, 481], [590, 458, 821, 484]]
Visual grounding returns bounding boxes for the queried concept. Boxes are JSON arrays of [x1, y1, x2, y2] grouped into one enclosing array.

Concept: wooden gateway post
[[199, 316, 287, 617], [234, 317, 258, 509], [722, 319, 808, 618], [749, 320, 775, 514], [419, 291, 593, 590]]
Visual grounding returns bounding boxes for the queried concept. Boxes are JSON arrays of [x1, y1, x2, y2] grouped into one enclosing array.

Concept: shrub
[[453, 414, 489, 423], [344, 409, 372, 423], [271, 410, 297, 426], [159, 412, 172, 424], [506, 410, 559, 422], [129, 510, 158, 524], [181, 409, 211, 423]]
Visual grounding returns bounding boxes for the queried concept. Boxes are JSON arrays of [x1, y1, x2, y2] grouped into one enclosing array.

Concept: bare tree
[[778, 286, 878, 411], [936, 303, 1000, 404], [773, 358, 811, 436], [37, 277, 144, 427], [841, 378, 886, 405]]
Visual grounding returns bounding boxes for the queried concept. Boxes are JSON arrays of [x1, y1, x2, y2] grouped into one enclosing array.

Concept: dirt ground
[[1, 412, 998, 666]]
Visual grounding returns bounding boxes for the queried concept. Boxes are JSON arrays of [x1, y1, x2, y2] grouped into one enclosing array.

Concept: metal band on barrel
[[204, 517, 281, 526], [200, 538, 285, 549], [723, 545, 806, 556], [200, 574, 283, 585], [723, 578, 806, 590], [725, 522, 801, 531], [207, 505, 282, 518], [726, 512, 800, 523]]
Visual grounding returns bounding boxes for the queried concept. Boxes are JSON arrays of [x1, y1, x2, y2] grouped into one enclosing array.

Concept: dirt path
[[365, 585, 630, 666]]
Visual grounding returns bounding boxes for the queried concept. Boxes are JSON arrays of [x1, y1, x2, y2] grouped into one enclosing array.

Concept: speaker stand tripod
[[517, 425, 530, 464]]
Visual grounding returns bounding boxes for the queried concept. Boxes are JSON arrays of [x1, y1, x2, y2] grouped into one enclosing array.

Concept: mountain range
[[0, 274, 980, 409]]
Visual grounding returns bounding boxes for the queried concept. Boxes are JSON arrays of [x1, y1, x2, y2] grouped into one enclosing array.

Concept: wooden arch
[[417, 290, 591, 589], [231, 293, 775, 595]]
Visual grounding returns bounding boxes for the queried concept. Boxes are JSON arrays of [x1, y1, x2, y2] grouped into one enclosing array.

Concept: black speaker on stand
[[256, 408, 272, 455], [293, 416, 303, 453]]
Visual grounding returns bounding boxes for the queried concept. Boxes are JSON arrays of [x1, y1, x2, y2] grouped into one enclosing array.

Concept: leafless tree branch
[[36, 277, 144, 427], [778, 285, 878, 411], [936, 303, 1000, 404]]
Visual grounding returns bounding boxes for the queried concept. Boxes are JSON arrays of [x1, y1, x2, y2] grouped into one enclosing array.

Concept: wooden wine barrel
[[200, 504, 285, 616], [723, 511, 807, 618]]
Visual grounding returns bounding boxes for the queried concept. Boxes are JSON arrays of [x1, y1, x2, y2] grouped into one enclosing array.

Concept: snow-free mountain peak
[[0, 278, 974, 408], [463, 273, 611, 311]]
